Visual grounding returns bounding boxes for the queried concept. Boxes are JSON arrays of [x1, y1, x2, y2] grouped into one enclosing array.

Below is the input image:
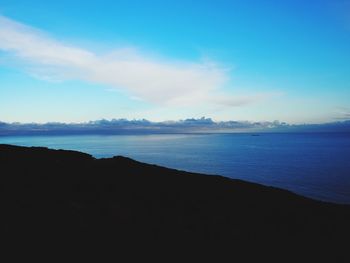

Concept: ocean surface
[[1, 133, 349, 204]]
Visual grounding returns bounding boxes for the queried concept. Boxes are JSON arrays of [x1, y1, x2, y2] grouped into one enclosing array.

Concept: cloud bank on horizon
[[0, 15, 268, 108], [1, 118, 350, 136]]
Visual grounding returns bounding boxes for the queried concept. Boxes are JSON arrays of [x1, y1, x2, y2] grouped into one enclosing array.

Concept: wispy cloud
[[0, 15, 269, 107], [334, 107, 350, 120]]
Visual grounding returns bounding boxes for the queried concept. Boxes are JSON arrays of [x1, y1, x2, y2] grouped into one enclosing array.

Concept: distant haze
[[1, 118, 350, 136]]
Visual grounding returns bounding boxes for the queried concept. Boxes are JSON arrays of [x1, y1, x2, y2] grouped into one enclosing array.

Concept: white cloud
[[334, 107, 350, 120], [0, 15, 268, 107]]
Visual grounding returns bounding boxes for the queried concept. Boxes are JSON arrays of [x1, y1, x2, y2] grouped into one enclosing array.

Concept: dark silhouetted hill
[[1, 144, 349, 261]]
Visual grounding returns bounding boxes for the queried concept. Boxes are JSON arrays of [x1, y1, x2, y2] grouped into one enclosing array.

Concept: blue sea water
[[1, 133, 349, 204]]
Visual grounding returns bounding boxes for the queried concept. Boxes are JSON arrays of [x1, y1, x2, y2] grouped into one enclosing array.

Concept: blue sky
[[0, 0, 349, 123]]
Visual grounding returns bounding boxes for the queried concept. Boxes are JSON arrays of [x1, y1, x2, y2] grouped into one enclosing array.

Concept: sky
[[0, 0, 349, 124]]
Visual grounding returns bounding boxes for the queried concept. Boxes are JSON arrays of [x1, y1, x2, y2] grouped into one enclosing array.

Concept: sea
[[1, 132, 349, 204]]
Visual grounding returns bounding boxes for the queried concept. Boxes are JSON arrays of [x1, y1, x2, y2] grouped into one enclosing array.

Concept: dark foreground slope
[[1, 144, 349, 261]]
